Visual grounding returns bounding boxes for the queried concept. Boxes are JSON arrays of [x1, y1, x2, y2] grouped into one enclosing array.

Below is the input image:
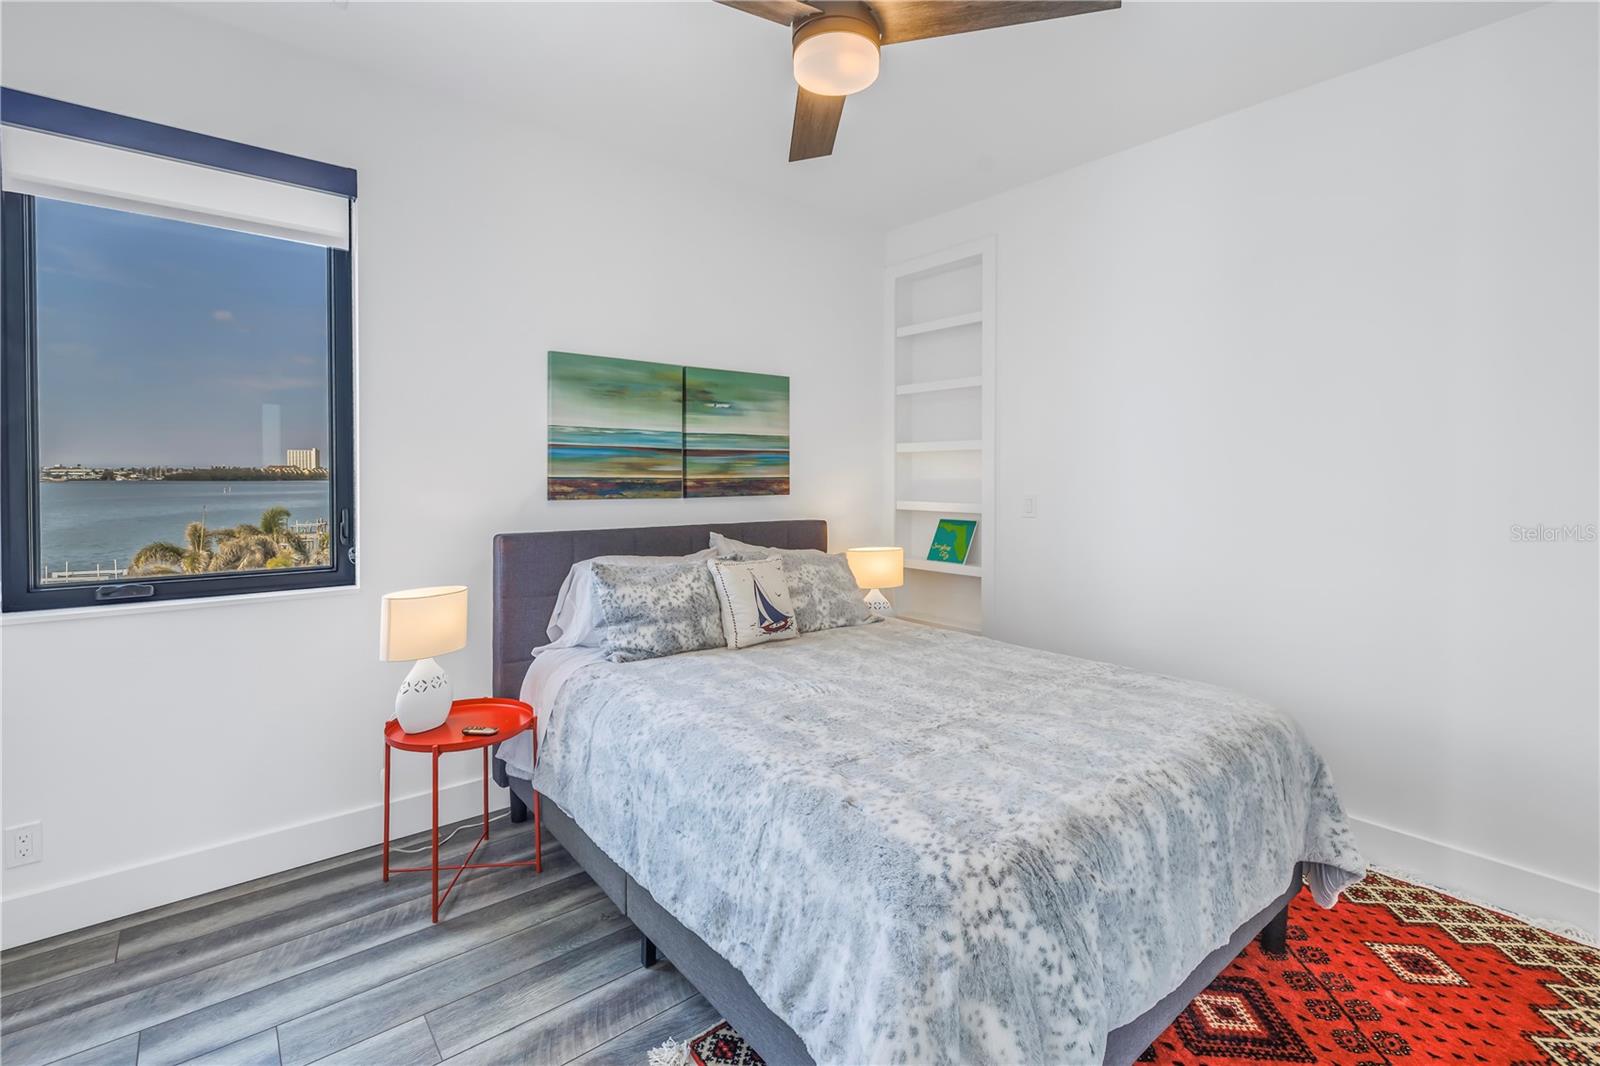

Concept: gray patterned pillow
[[589, 561, 726, 662], [715, 538, 872, 633]]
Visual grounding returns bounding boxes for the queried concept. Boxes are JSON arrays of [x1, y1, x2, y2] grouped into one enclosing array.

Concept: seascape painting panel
[[548, 352, 684, 499], [684, 367, 790, 498]]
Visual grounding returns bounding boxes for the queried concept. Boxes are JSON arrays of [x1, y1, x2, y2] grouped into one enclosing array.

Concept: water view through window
[[32, 198, 333, 584]]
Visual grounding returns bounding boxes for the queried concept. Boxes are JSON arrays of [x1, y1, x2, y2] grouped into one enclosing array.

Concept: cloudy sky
[[33, 198, 331, 468]]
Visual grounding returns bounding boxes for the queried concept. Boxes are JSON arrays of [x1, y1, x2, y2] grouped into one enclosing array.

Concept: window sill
[[0, 581, 361, 626]]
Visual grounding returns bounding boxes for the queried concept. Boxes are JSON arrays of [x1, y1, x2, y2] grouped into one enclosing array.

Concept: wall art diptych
[[547, 352, 790, 500]]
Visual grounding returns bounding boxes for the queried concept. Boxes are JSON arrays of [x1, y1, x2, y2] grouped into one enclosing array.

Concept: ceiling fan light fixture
[[792, 14, 880, 96]]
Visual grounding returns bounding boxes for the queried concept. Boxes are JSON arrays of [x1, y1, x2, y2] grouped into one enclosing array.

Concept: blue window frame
[[1, 91, 357, 611]]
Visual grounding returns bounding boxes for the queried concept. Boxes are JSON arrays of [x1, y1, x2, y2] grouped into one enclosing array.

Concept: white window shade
[[1, 126, 349, 249]]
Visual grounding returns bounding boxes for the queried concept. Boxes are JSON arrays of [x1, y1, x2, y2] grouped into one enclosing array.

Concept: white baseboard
[[1350, 815, 1598, 940], [1, 779, 509, 950]]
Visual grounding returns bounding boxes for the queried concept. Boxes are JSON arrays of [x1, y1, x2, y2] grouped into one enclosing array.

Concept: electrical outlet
[[1021, 494, 1038, 518], [6, 822, 42, 867]]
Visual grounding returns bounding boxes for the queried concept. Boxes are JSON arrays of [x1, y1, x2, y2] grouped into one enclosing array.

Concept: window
[[1, 91, 356, 611]]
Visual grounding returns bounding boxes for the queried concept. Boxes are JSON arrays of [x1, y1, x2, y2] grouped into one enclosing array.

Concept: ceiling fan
[[716, 0, 1120, 161]]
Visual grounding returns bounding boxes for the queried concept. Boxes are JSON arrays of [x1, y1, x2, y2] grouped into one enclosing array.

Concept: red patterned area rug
[[665, 873, 1599, 1065]]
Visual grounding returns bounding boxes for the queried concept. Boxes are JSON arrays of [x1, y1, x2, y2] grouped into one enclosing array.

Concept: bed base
[[507, 775, 1299, 1066], [1261, 897, 1290, 955]]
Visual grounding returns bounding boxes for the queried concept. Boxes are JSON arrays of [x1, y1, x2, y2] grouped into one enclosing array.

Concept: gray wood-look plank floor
[[1, 816, 719, 1066]]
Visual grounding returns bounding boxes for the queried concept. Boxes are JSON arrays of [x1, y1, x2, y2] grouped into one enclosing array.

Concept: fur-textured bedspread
[[530, 620, 1365, 1065]]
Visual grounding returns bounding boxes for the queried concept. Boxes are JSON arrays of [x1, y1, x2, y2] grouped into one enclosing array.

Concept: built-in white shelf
[[887, 238, 995, 636], [896, 500, 980, 513], [905, 559, 983, 578], [895, 311, 983, 338], [895, 440, 982, 454], [896, 376, 982, 396]]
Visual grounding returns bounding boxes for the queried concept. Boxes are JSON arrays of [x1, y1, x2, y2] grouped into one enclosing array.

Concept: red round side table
[[383, 697, 540, 922]]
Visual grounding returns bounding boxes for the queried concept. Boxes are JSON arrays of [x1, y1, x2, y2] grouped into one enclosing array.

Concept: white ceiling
[[182, 1, 1534, 228]]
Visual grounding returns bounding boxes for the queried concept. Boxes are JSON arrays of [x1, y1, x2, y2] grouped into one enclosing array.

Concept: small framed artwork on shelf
[[928, 518, 977, 565]]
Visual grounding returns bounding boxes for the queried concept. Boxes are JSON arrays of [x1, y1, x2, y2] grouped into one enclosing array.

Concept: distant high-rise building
[[286, 448, 321, 471], [261, 404, 282, 467]]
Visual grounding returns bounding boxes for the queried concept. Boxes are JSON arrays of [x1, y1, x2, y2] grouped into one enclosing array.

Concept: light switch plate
[[1021, 495, 1038, 518]]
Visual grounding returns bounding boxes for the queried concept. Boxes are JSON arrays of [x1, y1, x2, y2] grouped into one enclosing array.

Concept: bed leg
[[1260, 902, 1290, 955], [641, 934, 659, 968], [508, 788, 529, 824]]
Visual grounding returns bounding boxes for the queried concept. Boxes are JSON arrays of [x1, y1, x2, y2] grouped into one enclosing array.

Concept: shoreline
[[40, 477, 329, 484]]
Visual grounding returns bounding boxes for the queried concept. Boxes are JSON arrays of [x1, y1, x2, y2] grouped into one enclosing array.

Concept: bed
[[489, 519, 1363, 1065]]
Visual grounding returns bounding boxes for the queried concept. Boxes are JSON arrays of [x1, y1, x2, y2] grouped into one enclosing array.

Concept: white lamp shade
[[379, 586, 468, 661], [846, 547, 904, 590]]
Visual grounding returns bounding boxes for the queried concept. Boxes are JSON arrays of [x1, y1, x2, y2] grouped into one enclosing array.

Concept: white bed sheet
[[499, 645, 608, 778]]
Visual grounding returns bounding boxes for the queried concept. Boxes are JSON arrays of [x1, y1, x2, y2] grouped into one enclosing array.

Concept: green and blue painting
[[684, 367, 790, 498], [548, 352, 685, 499], [546, 352, 790, 500]]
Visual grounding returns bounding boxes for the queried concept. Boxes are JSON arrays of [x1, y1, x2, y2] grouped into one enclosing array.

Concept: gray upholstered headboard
[[491, 519, 828, 700]]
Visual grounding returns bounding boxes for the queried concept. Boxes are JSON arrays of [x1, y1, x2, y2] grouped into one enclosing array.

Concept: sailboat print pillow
[[705, 557, 801, 651]]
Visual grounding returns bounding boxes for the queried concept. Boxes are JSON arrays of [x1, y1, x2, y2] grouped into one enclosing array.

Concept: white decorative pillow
[[710, 534, 872, 633], [706, 557, 801, 650]]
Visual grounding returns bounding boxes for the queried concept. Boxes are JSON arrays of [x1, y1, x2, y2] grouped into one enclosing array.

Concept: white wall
[[887, 5, 1599, 935], [0, 3, 885, 946]]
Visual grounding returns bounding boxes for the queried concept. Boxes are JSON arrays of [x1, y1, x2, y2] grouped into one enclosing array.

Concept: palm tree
[[129, 521, 213, 575], [210, 528, 282, 571], [258, 505, 308, 561], [129, 507, 330, 576]]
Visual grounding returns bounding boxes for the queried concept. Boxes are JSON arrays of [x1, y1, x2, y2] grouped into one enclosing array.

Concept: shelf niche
[[886, 239, 995, 635]]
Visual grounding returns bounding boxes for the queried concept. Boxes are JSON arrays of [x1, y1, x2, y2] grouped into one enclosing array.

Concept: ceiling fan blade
[[869, 0, 1119, 45], [789, 87, 845, 161], [715, 0, 822, 26]]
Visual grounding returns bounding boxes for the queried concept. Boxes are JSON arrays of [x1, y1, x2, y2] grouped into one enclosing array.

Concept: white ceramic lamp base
[[863, 588, 894, 615], [395, 657, 452, 733]]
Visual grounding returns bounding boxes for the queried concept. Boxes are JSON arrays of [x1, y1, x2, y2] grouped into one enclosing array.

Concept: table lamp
[[380, 585, 468, 733], [846, 547, 903, 615]]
